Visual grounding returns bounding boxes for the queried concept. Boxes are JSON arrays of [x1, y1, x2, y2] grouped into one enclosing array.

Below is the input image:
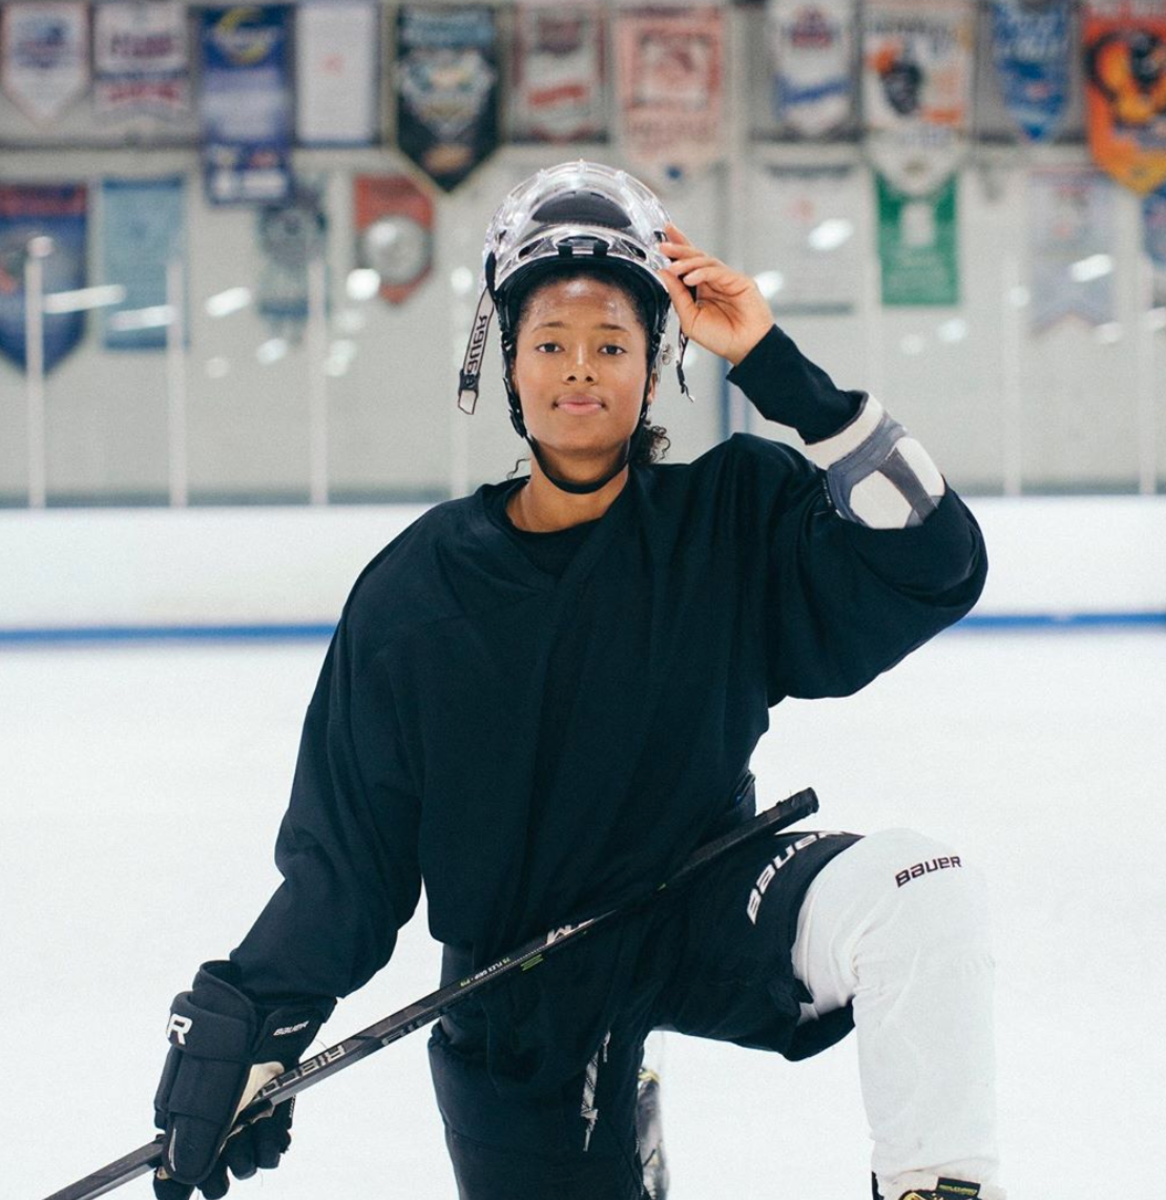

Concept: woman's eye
[[535, 342, 561, 353], [600, 344, 627, 356]]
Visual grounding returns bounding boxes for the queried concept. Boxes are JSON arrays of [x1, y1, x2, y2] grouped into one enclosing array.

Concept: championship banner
[[199, 6, 293, 206], [614, 6, 726, 185], [101, 178, 185, 351], [989, 0, 1071, 143], [296, 1, 378, 146], [876, 172, 959, 306], [0, 183, 87, 371], [1028, 168, 1116, 331], [395, 6, 499, 193], [354, 174, 435, 305], [767, 0, 855, 138], [1144, 185, 1166, 308], [862, 0, 975, 196], [511, 3, 606, 143], [1083, 0, 1166, 195], [1, 2, 88, 126], [93, 2, 190, 121], [753, 165, 862, 314], [256, 180, 327, 337]]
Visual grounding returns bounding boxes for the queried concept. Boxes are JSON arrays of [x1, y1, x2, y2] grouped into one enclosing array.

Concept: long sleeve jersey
[[231, 326, 987, 1090]]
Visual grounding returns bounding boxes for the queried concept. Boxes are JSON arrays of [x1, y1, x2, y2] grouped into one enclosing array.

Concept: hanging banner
[[93, 2, 190, 121], [753, 165, 863, 314], [0, 184, 87, 371], [1083, 0, 1166, 195], [395, 6, 499, 193], [1028, 168, 1116, 331], [101, 178, 186, 351], [862, 0, 975, 195], [1144, 185, 1166, 308], [876, 172, 959, 306], [767, 0, 856, 138], [614, 6, 726, 185], [255, 180, 327, 338], [511, 3, 606, 143], [199, 6, 293, 206], [989, 0, 1071, 143], [1, 2, 89, 126], [296, 1, 378, 146], [354, 174, 435, 305]]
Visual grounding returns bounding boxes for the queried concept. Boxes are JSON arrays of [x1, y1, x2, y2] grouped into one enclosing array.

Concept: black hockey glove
[[152, 960, 325, 1200]]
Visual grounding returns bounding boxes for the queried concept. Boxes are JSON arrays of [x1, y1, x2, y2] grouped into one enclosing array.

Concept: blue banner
[[0, 183, 87, 372], [101, 177, 186, 350], [199, 6, 292, 205], [990, 0, 1070, 144]]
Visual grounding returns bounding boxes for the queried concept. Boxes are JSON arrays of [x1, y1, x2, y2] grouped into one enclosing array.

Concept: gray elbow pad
[[802, 396, 946, 529]]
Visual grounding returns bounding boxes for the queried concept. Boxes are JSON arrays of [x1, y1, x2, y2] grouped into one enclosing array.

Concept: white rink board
[[0, 495, 1164, 631]]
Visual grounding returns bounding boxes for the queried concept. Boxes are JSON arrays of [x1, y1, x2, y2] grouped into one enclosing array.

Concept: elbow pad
[[802, 396, 945, 530]]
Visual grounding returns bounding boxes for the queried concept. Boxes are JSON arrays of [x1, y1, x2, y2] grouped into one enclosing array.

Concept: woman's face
[[511, 275, 654, 478]]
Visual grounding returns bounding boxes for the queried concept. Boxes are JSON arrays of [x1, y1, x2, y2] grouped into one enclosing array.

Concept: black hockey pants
[[428, 829, 861, 1200]]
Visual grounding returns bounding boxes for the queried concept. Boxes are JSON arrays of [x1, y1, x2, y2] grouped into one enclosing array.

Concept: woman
[[152, 163, 1001, 1200]]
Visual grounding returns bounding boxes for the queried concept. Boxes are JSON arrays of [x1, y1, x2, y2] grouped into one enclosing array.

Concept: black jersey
[[230, 328, 987, 1091]]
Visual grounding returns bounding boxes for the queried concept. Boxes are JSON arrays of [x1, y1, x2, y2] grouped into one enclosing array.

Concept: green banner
[[876, 172, 959, 306]]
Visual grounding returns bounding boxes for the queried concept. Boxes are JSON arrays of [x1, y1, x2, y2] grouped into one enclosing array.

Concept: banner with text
[[767, 0, 855, 138], [1, 2, 88, 126], [101, 177, 186, 351], [199, 6, 293, 205], [255, 180, 327, 338], [0, 183, 87, 371], [1083, 0, 1166, 195], [296, 1, 379, 146], [877, 172, 959, 306], [863, 0, 974, 195], [615, 6, 726, 186], [396, 5, 499, 192], [511, 3, 606, 143], [1028, 168, 1116, 331], [753, 165, 862, 314], [94, 2, 190, 122], [989, 0, 1071, 143]]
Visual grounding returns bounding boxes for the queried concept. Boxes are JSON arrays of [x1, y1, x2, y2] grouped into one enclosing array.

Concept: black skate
[[898, 1180, 983, 1200], [636, 1067, 670, 1200]]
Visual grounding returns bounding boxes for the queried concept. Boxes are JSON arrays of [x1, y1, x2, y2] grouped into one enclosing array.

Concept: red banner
[[354, 175, 435, 305]]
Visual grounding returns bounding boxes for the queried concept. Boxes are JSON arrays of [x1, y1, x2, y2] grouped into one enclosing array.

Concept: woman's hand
[[656, 223, 774, 367]]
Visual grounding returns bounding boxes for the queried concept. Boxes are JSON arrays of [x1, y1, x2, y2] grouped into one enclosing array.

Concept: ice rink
[[8, 626, 1164, 1200]]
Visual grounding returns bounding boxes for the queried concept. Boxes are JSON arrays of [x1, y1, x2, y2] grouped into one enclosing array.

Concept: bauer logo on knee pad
[[895, 855, 962, 888]]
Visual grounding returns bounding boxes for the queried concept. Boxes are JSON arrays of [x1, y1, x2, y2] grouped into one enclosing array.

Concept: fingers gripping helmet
[[457, 161, 690, 494]]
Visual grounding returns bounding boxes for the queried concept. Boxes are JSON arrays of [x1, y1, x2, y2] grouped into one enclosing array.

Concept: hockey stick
[[44, 785, 818, 1200]]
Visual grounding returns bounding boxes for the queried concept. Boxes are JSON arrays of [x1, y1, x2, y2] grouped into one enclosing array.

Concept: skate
[[897, 1180, 984, 1200], [636, 1067, 670, 1200]]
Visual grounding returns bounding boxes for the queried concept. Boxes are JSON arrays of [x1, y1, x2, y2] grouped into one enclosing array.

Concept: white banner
[[296, 1, 379, 145], [862, 0, 975, 195], [93, 2, 190, 120], [752, 165, 863, 314], [768, 0, 856, 138], [1, 1, 89, 125]]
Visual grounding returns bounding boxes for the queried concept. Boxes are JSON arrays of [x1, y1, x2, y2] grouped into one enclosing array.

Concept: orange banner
[[1084, 0, 1166, 194], [354, 174, 434, 305]]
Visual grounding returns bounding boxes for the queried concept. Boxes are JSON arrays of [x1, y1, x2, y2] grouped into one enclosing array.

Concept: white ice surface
[[6, 630, 1165, 1200]]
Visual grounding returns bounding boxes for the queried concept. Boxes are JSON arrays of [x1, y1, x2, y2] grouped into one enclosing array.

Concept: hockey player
[[151, 162, 1002, 1200]]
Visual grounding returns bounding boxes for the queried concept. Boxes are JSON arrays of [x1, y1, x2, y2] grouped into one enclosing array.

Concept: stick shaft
[[43, 788, 818, 1200]]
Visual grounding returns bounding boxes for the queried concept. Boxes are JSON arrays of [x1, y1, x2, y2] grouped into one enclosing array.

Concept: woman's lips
[[555, 394, 604, 413]]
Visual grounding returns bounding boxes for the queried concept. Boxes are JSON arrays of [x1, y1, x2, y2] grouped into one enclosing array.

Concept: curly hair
[[506, 262, 671, 467]]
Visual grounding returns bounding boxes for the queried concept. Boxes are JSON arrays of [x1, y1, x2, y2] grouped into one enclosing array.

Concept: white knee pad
[[793, 828, 992, 1017], [792, 830, 1002, 1198]]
